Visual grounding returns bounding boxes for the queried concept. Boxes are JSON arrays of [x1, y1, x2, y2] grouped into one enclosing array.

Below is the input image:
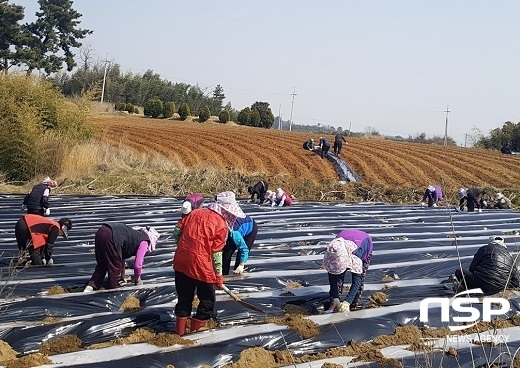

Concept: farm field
[[0, 194, 519, 367], [89, 115, 520, 193]]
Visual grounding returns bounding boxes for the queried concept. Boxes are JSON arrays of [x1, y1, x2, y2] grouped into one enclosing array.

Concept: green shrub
[[114, 102, 124, 111], [144, 98, 163, 118], [237, 107, 251, 125], [163, 102, 175, 118], [199, 106, 210, 123], [133, 107, 140, 114], [125, 103, 134, 114], [178, 103, 190, 120], [0, 74, 91, 181], [219, 110, 230, 124]]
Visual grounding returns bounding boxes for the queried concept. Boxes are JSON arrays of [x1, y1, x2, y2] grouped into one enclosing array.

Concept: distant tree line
[[475, 121, 520, 151]]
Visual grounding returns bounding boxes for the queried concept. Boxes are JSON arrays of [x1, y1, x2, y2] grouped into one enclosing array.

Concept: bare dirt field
[[89, 114, 520, 194]]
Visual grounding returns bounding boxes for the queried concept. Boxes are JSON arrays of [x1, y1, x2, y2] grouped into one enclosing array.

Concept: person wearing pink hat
[[84, 223, 160, 292], [324, 229, 373, 313], [273, 188, 293, 207], [173, 191, 246, 335], [22, 177, 58, 216]]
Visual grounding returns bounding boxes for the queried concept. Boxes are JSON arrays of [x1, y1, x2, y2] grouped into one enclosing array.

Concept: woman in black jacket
[[455, 236, 519, 294]]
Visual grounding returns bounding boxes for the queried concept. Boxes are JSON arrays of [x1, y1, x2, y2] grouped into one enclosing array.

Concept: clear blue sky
[[15, 0, 520, 145]]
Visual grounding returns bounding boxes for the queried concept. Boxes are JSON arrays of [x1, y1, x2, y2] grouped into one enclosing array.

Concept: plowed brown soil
[[89, 115, 520, 191]]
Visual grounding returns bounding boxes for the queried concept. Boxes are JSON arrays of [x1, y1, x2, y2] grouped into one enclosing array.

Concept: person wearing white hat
[[273, 188, 293, 207], [263, 190, 276, 206], [22, 177, 58, 216], [84, 223, 160, 292], [319, 137, 330, 158], [494, 192, 512, 209], [180, 193, 204, 218], [460, 187, 486, 212], [173, 191, 246, 335], [454, 236, 519, 294], [323, 229, 373, 313], [420, 184, 443, 207]]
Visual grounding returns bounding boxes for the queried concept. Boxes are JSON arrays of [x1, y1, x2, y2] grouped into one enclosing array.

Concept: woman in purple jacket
[[324, 229, 373, 312], [421, 185, 443, 207]]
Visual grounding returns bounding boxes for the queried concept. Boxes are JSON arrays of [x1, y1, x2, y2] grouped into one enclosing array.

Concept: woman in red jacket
[[15, 214, 72, 265], [173, 191, 245, 335]]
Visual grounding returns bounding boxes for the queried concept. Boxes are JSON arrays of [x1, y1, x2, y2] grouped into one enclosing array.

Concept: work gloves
[[233, 264, 245, 274]]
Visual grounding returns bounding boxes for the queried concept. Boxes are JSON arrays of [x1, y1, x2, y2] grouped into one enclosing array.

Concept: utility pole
[[348, 122, 352, 136], [289, 87, 297, 132], [443, 105, 450, 146], [278, 104, 282, 130], [100, 54, 110, 103], [464, 133, 468, 148]]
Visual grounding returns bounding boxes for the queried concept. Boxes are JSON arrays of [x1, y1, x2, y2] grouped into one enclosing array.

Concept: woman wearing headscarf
[[420, 184, 443, 207], [324, 229, 373, 313], [22, 177, 58, 216], [173, 191, 246, 335], [222, 214, 258, 275], [84, 224, 160, 291], [273, 188, 293, 207]]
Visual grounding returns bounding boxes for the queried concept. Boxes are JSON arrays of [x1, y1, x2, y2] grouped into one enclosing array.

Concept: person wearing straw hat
[[83, 224, 160, 291], [324, 229, 373, 313], [454, 236, 519, 294], [420, 184, 443, 207], [22, 177, 58, 216], [173, 191, 246, 335], [15, 214, 72, 266]]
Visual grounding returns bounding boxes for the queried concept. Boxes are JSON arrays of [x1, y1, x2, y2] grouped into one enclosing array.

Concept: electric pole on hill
[[289, 87, 297, 131], [100, 54, 110, 103], [278, 104, 282, 130], [443, 105, 450, 146]]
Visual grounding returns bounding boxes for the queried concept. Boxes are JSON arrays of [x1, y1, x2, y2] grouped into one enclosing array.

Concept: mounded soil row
[[88, 115, 520, 190]]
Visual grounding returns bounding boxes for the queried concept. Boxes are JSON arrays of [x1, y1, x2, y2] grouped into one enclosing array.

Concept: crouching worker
[[22, 177, 58, 216], [15, 215, 72, 266], [324, 229, 373, 313], [454, 236, 519, 294], [222, 214, 258, 275], [173, 191, 246, 335], [273, 188, 293, 207], [494, 193, 512, 209], [421, 184, 443, 207], [84, 223, 160, 291], [248, 180, 269, 204]]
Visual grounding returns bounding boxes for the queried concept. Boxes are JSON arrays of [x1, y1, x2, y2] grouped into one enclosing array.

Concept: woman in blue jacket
[[222, 215, 258, 274]]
